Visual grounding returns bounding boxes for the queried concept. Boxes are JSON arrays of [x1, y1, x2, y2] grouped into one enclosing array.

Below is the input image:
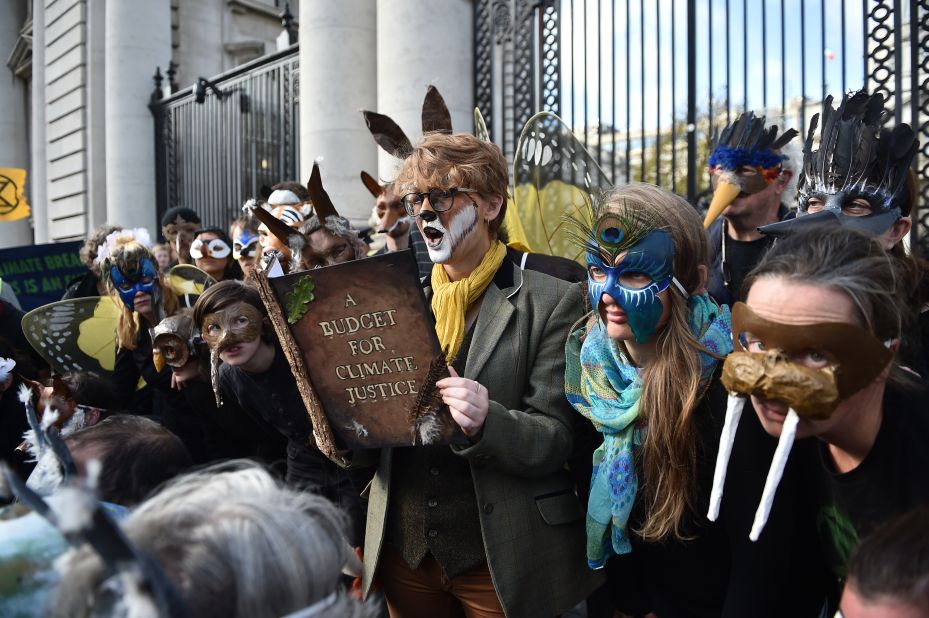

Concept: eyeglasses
[[400, 188, 479, 217]]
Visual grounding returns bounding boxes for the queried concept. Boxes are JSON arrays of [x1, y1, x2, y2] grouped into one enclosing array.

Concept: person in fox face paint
[[357, 132, 602, 617]]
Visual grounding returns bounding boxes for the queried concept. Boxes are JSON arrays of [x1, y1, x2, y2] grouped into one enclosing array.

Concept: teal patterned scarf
[[565, 292, 732, 568]]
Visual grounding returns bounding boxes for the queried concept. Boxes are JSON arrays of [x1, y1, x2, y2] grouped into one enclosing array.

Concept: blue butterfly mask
[[586, 229, 675, 343], [110, 257, 159, 311]]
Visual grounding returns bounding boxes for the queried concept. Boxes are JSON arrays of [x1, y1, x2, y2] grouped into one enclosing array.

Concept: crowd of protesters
[[0, 87, 927, 618]]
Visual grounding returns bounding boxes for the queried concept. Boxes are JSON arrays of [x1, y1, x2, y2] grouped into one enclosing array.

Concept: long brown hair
[[105, 240, 178, 350], [600, 183, 713, 542]]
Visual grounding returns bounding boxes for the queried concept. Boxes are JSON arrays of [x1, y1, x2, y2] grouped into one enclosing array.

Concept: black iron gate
[[151, 47, 300, 229], [474, 0, 929, 256]]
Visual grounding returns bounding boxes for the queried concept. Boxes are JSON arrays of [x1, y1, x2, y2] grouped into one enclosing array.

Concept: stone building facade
[[3, 0, 474, 247]]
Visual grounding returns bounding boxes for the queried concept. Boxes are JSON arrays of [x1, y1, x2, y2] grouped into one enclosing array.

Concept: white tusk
[[749, 408, 799, 541], [707, 393, 745, 521]]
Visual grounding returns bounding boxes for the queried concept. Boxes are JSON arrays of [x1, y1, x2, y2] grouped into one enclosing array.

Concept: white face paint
[[421, 205, 478, 264]]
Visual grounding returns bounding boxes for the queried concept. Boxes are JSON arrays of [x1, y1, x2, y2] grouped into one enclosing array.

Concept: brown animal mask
[[725, 301, 894, 413]]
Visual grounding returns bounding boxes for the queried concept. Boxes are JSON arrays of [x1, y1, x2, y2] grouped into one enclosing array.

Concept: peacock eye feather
[[563, 196, 661, 265]]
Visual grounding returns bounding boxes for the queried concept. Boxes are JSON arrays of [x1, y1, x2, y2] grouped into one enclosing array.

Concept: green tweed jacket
[[362, 262, 604, 617]]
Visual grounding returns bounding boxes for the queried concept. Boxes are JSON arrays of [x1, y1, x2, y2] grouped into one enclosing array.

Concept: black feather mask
[[798, 90, 917, 214]]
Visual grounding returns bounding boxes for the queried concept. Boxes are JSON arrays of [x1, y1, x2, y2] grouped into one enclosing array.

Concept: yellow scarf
[[431, 240, 508, 363]]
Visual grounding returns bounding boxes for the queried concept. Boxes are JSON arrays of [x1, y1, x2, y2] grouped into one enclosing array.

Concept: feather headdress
[[798, 90, 917, 211], [708, 111, 798, 170]]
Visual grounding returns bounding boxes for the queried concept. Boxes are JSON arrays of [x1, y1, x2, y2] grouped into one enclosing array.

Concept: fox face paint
[[721, 302, 894, 418], [109, 257, 159, 311]]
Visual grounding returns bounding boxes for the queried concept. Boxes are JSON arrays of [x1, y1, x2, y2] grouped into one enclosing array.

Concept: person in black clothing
[[152, 311, 287, 466], [713, 226, 928, 611], [565, 183, 829, 617], [192, 280, 362, 541], [102, 231, 214, 463], [759, 90, 928, 376], [702, 111, 800, 305]]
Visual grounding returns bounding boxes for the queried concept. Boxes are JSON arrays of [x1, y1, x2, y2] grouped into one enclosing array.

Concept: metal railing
[[474, 0, 929, 255], [151, 46, 299, 230]]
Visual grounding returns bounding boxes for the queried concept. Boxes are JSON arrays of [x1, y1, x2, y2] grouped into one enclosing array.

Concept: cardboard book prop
[[255, 250, 467, 462]]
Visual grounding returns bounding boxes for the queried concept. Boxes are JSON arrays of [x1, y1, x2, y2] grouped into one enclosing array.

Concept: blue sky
[[559, 0, 868, 134]]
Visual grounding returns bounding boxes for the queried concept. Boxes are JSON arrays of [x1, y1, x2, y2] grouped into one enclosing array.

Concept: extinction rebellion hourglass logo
[[0, 168, 31, 222]]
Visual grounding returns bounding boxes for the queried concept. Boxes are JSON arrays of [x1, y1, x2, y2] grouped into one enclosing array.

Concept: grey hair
[[299, 215, 369, 260], [49, 461, 377, 618], [778, 137, 802, 208]]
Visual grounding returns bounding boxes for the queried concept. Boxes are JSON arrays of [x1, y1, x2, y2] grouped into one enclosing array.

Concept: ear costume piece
[[306, 162, 340, 221], [249, 203, 304, 248], [421, 85, 453, 134], [360, 171, 384, 197], [362, 110, 414, 159], [760, 90, 918, 237], [703, 112, 798, 228], [360, 85, 451, 177]]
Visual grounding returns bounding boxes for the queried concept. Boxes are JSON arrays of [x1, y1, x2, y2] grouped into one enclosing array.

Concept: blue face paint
[[110, 258, 158, 310], [587, 229, 675, 343]]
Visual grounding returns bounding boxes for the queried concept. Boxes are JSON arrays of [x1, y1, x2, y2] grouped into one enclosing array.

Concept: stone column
[[104, 0, 170, 234], [0, 0, 34, 248], [30, 0, 48, 244], [299, 0, 377, 226], [375, 0, 474, 181]]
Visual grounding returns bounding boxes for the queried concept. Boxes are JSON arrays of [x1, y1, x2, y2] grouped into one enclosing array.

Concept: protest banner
[[0, 241, 84, 310]]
